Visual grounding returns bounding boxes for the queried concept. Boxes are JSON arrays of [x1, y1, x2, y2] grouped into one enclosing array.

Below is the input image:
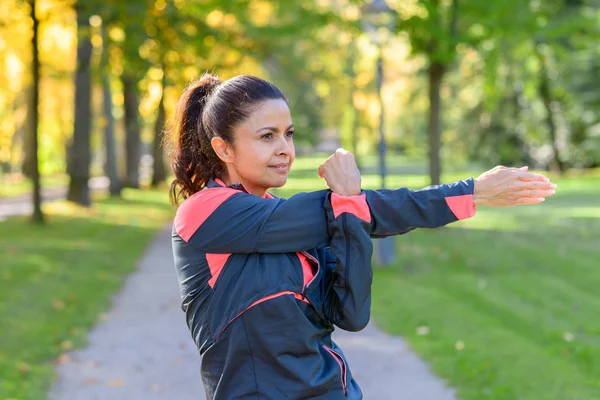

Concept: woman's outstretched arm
[[364, 178, 475, 237], [318, 150, 556, 238]]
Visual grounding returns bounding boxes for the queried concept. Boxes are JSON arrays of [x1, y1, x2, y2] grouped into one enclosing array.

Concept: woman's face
[[222, 99, 295, 197]]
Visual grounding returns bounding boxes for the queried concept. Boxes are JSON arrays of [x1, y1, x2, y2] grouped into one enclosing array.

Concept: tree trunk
[[29, 0, 43, 223], [122, 74, 141, 188], [103, 71, 122, 196], [151, 69, 167, 187], [428, 62, 445, 186], [20, 85, 35, 178], [510, 80, 534, 166], [67, 2, 92, 206], [101, 25, 121, 197], [425, 0, 457, 186], [538, 53, 566, 173]]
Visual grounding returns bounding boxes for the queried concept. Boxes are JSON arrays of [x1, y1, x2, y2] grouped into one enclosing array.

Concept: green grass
[[0, 188, 173, 400], [279, 159, 600, 399], [368, 171, 600, 400], [0, 174, 68, 198]]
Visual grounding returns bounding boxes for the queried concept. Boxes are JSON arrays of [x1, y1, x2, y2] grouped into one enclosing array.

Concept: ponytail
[[169, 74, 223, 206]]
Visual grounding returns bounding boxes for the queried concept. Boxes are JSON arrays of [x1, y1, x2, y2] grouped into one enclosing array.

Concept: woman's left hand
[[473, 166, 557, 207]]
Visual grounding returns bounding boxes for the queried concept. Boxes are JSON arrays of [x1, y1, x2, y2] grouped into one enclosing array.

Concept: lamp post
[[361, 0, 397, 266]]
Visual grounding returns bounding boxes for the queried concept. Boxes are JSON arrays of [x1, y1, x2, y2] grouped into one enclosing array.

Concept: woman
[[168, 74, 555, 399]]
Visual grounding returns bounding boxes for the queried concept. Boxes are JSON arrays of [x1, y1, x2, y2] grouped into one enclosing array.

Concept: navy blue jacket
[[171, 178, 476, 399]]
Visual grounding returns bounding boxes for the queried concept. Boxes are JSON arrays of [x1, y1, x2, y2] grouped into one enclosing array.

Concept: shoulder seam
[[174, 187, 242, 242]]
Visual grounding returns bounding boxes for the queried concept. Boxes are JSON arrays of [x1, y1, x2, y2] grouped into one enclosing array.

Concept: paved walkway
[[48, 226, 456, 400]]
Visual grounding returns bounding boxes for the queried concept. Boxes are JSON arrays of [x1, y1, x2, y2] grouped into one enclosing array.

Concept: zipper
[[301, 251, 320, 296], [340, 214, 350, 306], [323, 345, 348, 395]]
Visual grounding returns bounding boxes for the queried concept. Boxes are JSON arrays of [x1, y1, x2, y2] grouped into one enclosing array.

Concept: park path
[[47, 225, 457, 400]]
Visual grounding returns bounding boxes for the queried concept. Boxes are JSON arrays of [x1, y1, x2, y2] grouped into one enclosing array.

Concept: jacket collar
[[206, 178, 276, 199], [207, 178, 247, 193]]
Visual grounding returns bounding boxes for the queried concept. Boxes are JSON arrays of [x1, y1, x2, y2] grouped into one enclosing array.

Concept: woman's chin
[[269, 176, 288, 188]]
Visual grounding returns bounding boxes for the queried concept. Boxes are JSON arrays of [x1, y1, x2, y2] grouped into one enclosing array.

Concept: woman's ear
[[211, 137, 234, 163]]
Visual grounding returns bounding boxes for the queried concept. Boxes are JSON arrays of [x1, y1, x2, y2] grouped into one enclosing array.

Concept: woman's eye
[[286, 131, 295, 137], [262, 133, 273, 139]]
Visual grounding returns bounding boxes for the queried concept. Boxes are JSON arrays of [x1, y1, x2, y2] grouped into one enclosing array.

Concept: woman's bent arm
[[174, 187, 332, 253], [322, 192, 373, 332]]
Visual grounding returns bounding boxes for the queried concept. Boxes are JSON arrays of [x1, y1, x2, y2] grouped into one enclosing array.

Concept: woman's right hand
[[473, 166, 557, 206], [318, 148, 362, 196]]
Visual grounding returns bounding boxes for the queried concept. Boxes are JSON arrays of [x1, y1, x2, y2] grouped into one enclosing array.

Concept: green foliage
[[1, 0, 599, 190]]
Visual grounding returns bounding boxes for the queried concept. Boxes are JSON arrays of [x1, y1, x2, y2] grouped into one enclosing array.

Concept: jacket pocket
[[322, 344, 347, 396]]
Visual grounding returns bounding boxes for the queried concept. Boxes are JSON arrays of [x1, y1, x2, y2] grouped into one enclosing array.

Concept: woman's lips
[[269, 163, 289, 173]]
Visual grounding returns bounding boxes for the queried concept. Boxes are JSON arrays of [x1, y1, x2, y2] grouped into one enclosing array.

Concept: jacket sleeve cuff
[[443, 178, 476, 220], [330, 192, 371, 223]]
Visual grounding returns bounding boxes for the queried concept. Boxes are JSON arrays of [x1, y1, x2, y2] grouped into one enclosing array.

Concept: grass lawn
[[369, 170, 600, 400], [0, 173, 69, 198], [0, 187, 174, 399], [278, 160, 600, 400]]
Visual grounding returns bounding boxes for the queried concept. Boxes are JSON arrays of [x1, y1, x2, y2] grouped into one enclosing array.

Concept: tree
[[400, 0, 535, 183], [118, 2, 152, 188], [28, 0, 43, 223], [397, 0, 460, 185], [20, 85, 36, 178], [531, 0, 597, 172], [121, 72, 142, 188], [100, 22, 122, 196], [422, 0, 458, 185], [151, 64, 167, 187], [66, 1, 93, 206]]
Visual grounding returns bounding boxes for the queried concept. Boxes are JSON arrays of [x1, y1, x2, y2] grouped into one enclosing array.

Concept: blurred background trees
[[1, 0, 598, 219]]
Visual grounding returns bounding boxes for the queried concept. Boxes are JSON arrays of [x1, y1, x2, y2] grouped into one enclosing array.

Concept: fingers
[[336, 148, 357, 159], [318, 148, 361, 196], [517, 197, 546, 205], [514, 181, 557, 190], [493, 166, 549, 182], [511, 189, 555, 199], [516, 170, 550, 182]]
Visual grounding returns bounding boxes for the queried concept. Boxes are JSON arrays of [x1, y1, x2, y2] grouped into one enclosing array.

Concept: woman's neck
[[221, 176, 268, 198], [222, 165, 269, 198]]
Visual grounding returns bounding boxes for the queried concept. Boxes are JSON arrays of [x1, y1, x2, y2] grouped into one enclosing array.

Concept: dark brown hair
[[168, 73, 288, 206]]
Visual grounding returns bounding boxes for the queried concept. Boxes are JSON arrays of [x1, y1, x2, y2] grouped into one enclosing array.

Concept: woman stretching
[[168, 74, 556, 399]]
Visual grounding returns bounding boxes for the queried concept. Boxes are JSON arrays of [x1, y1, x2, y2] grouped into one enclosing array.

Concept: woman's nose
[[277, 136, 292, 155]]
